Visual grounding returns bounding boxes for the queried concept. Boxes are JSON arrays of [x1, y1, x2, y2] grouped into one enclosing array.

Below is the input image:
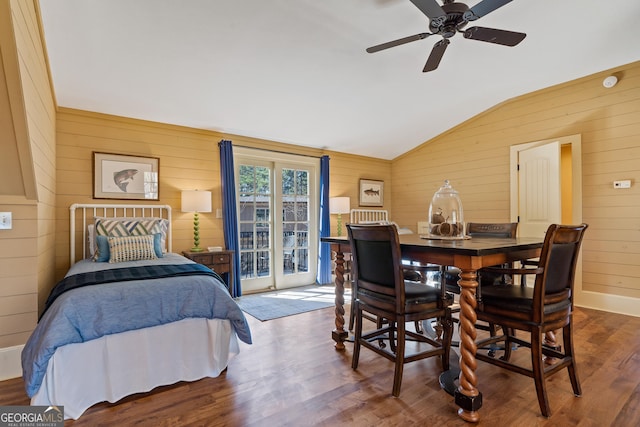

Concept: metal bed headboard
[[70, 203, 172, 265], [349, 209, 389, 224]]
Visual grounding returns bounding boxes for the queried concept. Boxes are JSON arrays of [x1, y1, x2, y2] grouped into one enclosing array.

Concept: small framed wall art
[[93, 152, 159, 200], [359, 179, 384, 207]]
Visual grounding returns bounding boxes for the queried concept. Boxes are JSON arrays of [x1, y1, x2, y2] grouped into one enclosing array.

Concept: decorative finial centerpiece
[[428, 180, 465, 239]]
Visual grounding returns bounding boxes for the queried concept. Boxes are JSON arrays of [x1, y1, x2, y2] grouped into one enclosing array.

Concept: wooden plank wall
[[55, 111, 388, 281], [391, 61, 640, 309], [0, 0, 56, 356], [55, 109, 225, 281]]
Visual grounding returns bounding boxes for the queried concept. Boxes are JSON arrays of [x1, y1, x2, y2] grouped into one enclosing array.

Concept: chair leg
[[348, 283, 355, 331], [388, 321, 397, 353], [414, 320, 423, 334], [392, 320, 406, 397], [563, 323, 582, 396], [351, 301, 362, 370], [531, 327, 552, 418], [441, 314, 452, 371], [377, 317, 387, 349], [543, 329, 560, 365], [502, 325, 513, 361], [434, 318, 444, 342]]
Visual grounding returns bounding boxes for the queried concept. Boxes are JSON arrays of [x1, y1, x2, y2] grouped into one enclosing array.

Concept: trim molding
[[576, 292, 640, 318], [0, 345, 24, 381]]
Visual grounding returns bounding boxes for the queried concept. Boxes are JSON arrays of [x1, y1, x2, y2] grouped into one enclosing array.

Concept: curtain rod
[[229, 143, 326, 159]]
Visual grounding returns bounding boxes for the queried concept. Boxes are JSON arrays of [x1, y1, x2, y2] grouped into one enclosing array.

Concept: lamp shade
[[181, 190, 212, 213], [330, 197, 350, 214]]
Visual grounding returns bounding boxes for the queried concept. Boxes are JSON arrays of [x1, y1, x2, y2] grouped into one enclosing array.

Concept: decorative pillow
[[108, 234, 158, 263], [88, 224, 96, 257], [93, 217, 169, 260], [95, 233, 163, 262]]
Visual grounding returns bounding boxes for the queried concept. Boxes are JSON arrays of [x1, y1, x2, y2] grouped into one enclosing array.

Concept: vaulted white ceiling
[[39, 0, 640, 160]]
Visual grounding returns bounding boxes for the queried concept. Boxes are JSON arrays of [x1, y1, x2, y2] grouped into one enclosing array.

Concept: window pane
[[239, 223, 254, 250], [257, 250, 270, 277], [282, 169, 295, 194], [241, 252, 255, 279], [296, 170, 308, 195], [256, 223, 270, 249], [239, 165, 254, 193], [295, 200, 308, 221], [283, 201, 295, 221], [256, 167, 271, 194], [297, 248, 309, 272]]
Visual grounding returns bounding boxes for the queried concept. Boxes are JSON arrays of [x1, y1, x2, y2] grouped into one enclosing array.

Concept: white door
[[235, 148, 319, 293], [517, 140, 561, 237], [510, 135, 584, 291]]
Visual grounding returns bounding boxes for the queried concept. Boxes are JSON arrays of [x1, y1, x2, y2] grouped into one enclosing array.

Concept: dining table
[[321, 232, 544, 423]]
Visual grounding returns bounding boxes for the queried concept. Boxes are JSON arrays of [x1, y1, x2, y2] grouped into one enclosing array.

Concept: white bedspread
[[32, 317, 238, 420]]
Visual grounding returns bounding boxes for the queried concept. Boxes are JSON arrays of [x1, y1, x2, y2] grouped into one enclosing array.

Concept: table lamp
[[330, 196, 350, 236], [182, 190, 212, 252]]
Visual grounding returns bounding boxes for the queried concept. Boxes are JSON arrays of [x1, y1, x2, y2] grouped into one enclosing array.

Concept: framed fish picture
[[93, 152, 159, 200], [359, 179, 383, 207]]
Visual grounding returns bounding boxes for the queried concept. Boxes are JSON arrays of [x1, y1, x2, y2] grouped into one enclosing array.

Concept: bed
[[21, 203, 252, 420], [349, 208, 413, 234]]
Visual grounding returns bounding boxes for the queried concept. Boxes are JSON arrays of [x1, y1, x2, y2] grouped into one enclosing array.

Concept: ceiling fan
[[366, 0, 526, 72]]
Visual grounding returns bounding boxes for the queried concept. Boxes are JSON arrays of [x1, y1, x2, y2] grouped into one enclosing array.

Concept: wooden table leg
[[454, 269, 482, 422], [331, 247, 348, 351]]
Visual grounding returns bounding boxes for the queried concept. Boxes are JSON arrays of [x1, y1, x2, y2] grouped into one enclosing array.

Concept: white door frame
[[234, 147, 319, 292], [510, 134, 582, 228], [510, 134, 588, 301]]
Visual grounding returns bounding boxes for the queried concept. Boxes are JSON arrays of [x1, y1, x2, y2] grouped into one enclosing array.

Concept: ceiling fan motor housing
[[430, 2, 470, 37]]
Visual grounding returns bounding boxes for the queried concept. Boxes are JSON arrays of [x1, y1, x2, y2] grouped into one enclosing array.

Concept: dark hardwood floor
[[1, 305, 639, 426]]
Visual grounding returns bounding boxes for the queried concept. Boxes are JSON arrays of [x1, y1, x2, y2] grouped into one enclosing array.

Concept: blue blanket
[[42, 263, 226, 318], [22, 258, 252, 397]]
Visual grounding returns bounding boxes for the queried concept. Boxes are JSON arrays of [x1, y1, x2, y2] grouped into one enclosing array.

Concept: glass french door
[[234, 148, 318, 293]]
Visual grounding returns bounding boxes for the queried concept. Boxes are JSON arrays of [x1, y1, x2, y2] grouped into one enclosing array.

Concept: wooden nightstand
[[182, 250, 234, 294]]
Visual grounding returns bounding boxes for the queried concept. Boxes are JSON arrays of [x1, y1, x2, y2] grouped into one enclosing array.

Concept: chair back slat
[[545, 243, 577, 294], [353, 239, 396, 288], [466, 222, 518, 238]]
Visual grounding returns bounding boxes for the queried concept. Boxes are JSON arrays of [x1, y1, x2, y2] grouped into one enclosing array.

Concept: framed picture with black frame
[[93, 152, 159, 200]]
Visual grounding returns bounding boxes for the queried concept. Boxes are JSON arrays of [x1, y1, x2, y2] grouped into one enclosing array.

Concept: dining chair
[[347, 227, 440, 332], [473, 223, 588, 417], [347, 223, 453, 397], [443, 222, 519, 295]]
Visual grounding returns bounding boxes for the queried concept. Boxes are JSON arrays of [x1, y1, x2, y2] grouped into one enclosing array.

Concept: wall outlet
[[613, 180, 631, 189], [0, 212, 12, 230]]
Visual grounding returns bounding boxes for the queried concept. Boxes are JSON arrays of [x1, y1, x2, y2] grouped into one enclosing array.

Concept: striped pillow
[[108, 234, 158, 263]]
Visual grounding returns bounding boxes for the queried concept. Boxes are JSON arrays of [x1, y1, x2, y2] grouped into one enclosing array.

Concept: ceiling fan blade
[[423, 39, 449, 72], [463, 26, 526, 46], [366, 33, 432, 53], [464, 0, 514, 21], [410, 0, 446, 24]]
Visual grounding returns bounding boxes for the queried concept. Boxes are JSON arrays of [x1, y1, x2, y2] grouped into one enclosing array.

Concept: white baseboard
[[0, 345, 24, 381], [575, 290, 640, 318]]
